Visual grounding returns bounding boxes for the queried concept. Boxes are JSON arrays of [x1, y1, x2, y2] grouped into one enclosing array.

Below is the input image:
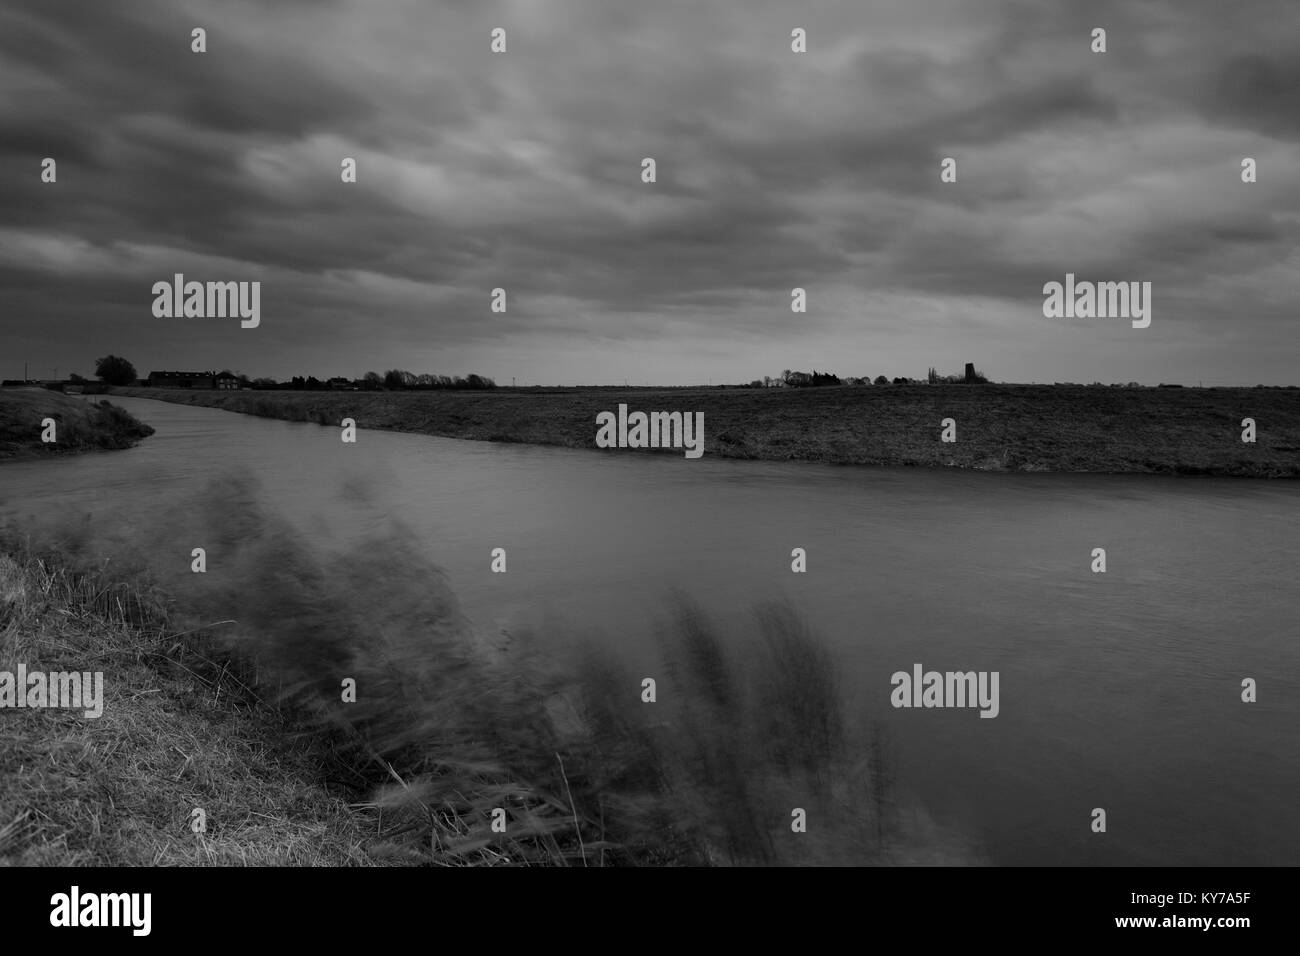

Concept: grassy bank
[[0, 549, 387, 865], [112, 384, 1300, 477], [0, 388, 154, 461]]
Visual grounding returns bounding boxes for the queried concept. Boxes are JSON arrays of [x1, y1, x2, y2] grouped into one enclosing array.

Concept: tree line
[[745, 367, 991, 388], [84, 356, 496, 391], [256, 370, 498, 390]]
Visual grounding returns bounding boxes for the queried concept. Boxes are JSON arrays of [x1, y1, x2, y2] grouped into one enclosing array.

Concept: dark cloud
[[1203, 54, 1300, 140], [0, 0, 1297, 385]]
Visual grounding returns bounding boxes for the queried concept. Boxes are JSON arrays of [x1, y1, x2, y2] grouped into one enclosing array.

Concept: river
[[2, 395, 1296, 865]]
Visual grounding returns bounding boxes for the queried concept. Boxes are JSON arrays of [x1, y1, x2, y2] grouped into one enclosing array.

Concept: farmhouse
[[146, 370, 215, 389]]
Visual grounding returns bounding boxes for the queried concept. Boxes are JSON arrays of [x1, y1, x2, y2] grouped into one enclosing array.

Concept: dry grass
[[0, 551, 388, 866]]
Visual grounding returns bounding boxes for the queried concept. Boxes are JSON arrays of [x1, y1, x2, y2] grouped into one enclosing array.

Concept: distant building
[[147, 370, 215, 389], [215, 373, 240, 390], [327, 377, 357, 390]]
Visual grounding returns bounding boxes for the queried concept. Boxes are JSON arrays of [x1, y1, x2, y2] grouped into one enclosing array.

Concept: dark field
[[112, 384, 1300, 477]]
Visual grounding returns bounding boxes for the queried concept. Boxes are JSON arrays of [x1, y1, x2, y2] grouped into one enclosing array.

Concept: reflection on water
[[2, 395, 1297, 865]]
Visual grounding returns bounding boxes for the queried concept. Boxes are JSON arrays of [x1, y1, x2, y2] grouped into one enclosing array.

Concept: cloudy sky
[[2, 0, 1297, 385]]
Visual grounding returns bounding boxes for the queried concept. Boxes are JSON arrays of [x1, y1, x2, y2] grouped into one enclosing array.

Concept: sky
[[1, 0, 1298, 386]]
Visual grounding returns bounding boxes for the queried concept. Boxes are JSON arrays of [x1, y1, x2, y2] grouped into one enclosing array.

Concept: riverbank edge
[[0, 389, 155, 462], [0, 547, 402, 866], [110, 384, 1300, 477]]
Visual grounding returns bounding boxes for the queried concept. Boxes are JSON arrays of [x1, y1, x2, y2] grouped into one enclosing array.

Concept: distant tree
[[874, 375, 889, 385], [94, 354, 138, 386], [779, 369, 841, 388], [361, 371, 382, 390], [251, 377, 277, 389], [384, 369, 418, 389], [69, 372, 86, 383]]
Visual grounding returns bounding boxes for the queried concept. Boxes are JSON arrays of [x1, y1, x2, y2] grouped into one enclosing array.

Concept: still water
[[2, 396, 1296, 865]]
